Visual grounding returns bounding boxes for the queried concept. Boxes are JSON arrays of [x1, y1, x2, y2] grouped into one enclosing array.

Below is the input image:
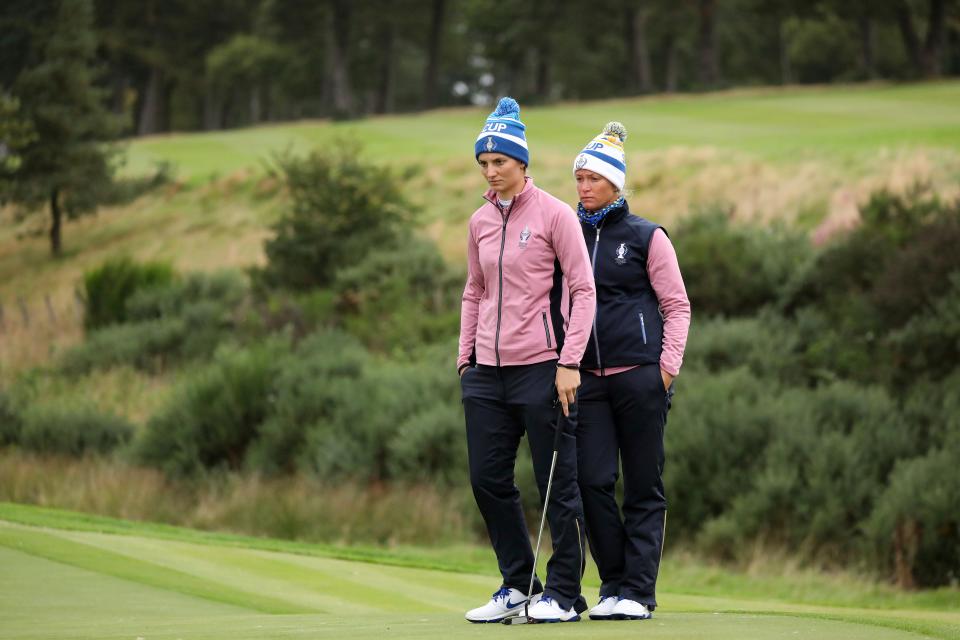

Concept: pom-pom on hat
[[573, 122, 627, 191], [475, 97, 529, 166]]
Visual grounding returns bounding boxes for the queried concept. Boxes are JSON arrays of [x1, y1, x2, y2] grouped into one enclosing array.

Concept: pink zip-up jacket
[[458, 178, 596, 370]]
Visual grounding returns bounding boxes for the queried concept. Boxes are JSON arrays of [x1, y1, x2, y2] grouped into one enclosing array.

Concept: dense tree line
[[2, 0, 958, 135]]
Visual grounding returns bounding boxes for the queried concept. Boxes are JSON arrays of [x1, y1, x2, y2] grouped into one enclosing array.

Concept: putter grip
[[552, 406, 564, 451]]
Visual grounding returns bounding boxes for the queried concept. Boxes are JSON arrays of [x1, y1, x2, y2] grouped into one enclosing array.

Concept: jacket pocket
[[542, 311, 553, 349]]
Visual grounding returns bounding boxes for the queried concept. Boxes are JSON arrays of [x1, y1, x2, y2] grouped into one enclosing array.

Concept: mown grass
[[0, 503, 958, 640]]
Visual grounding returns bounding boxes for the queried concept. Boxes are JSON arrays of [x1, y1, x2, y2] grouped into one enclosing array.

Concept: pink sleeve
[[457, 221, 483, 370], [648, 228, 690, 377], [553, 206, 596, 367]]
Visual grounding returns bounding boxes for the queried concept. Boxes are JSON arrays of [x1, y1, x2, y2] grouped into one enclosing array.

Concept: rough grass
[[0, 503, 958, 640]]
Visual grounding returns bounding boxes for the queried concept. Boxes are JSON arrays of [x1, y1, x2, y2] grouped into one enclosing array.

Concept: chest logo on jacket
[[615, 242, 628, 265], [519, 225, 531, 248]]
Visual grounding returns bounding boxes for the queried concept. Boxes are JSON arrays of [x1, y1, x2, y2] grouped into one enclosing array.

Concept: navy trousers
[[461, 360, 586, 612], [576, 363, 671, 609]]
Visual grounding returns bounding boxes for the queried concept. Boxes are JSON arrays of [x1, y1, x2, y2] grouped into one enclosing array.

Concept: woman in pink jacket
[[459, 97, 596, 623], [571, 122, 691, 621]]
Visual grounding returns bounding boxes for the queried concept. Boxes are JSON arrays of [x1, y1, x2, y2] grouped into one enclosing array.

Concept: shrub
[[333, 237, 462, 353], [387, 400, 466, 485], [19, 402, 133, 455], [245, 330, 369, 474], [136, 341, 289, 476], [673, 206, 808, 316], [62, 271, 249, 375], [257, 143, 414, 291], [82, 256, 175, 330], [0, 389, 23, 446], [866, 437, 960, 588]]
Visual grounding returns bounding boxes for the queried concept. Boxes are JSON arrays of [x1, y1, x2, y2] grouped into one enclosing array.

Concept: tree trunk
[[897, 2, 923, 76], [779, 18, 792, 85], [697, 0, 720, 88], [665, 35, 679, 92], [921, 0, 945, 77], [137, 66, 165, 135], [422, 0, 446, 109], [374, 21, 396, 114], [203, 86, 222, 130], [327, 0, 353, 118], [249, 85, 261, 123], [49, 188, 62, 256], [626, 1, 654, 93], [859, 15, 877, 79]]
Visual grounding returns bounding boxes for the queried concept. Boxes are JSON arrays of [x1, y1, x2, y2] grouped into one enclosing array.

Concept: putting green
[[0, 519, 956, 640]]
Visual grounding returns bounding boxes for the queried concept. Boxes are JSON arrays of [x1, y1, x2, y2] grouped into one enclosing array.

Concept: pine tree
[[4, 0, 122, 256]]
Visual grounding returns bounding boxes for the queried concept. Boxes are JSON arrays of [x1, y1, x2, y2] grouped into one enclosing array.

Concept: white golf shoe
[[588, 595, 620, 620], [465, 587, 532, 623], [527, 595, 580, 623], [612, 598, 652, 620]]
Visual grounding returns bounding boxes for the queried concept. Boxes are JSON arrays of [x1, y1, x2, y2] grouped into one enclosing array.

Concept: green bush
[[387, 399, 466, 486], [62, 271, 249, 375], [19, 402, 133, 455], [82, 256, 175, 330], [136, 341, 289, 476], [334, 237, 462, 353], [245, 330, 369, 474], [257, 143, 414, 291], [866, 439, 960, 588], [0, 389, 23, 446], [673, 207, 808, 316]]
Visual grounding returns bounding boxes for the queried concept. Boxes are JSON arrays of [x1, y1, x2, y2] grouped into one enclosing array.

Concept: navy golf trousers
[[576, 363, 671, 609], [461, 360, 586, 612]]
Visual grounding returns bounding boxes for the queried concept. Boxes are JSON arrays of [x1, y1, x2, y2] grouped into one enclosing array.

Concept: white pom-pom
[[492, 97, 520, 118], [603, 121, 627, 142]]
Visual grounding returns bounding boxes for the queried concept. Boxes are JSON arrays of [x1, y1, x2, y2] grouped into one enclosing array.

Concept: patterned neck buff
[[577, 195, 625, 227]]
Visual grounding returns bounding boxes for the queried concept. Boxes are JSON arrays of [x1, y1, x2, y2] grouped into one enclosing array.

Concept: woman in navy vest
[[571, 122, 691, 621]]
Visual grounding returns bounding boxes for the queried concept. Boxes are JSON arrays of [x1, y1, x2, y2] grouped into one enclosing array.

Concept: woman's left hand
[[661, 368, 674, 391], [555, 367, 580, 417]]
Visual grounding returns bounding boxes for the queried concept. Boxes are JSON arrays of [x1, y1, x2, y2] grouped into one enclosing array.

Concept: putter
[[503, 405, 566, 625]]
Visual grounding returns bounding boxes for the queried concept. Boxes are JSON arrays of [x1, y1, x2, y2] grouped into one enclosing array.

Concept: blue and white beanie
[[572, 122, 628, 191], [474, 97, 529, 166]]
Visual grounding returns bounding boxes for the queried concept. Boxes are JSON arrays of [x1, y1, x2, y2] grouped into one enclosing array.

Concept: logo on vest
[[519, 225, 531, 248], [615, 243, 628, 264], [484, 136, 497, 152], [575, 154, 588, 170]]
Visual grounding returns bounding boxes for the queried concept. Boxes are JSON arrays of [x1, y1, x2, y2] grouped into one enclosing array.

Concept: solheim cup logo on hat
[[575, 154, 588, 170], [485, 136, 497, 152]]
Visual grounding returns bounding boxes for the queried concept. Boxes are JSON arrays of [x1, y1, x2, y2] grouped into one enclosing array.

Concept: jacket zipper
[[494, 201, 514, 367], [639, 311, 648, 344], [541, 311, 552, 349], [589, 224, 603, 373]]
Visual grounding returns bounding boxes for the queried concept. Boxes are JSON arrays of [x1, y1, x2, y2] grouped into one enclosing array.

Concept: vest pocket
[[639, 312, 648, 344], [542, 311, 553, 349]]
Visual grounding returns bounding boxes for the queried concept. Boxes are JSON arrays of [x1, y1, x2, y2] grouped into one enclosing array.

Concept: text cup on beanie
[[572, 121, 627, 191], [475, 97, 529, 166]]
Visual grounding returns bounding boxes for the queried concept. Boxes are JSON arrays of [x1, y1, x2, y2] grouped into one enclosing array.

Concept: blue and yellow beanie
[[474, 97, 529, 166], [573, 122, 627, 191]]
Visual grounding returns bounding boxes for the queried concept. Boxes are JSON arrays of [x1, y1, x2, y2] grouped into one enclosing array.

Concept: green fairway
[[1, 504, 958, 640], [126, 82, 960, 182]]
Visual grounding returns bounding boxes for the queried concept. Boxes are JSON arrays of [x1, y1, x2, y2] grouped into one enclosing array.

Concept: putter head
[[501, 615, 530, 625], [501, 602, 532, 625]]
